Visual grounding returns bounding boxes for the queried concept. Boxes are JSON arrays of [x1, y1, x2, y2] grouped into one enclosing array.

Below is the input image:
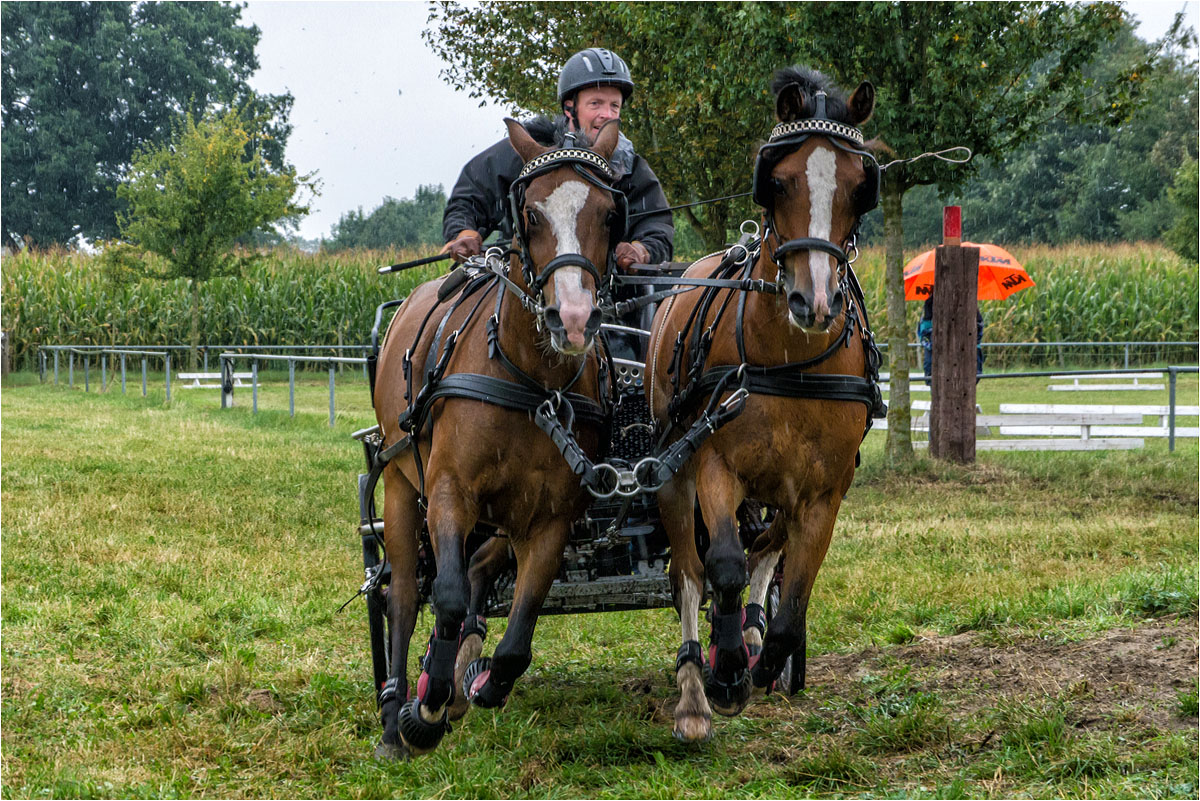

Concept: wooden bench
[[1048, 372, 1164, 391], [177, 371, 257, 389], [999, 403, 1200, 439]]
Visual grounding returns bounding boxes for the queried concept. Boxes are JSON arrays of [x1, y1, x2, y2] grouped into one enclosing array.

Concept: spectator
[[918, 295, 984, 385]]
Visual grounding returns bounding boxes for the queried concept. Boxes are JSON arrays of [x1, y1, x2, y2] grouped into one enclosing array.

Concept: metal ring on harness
[[589, 462, 623, 499], [633, 456, 666, 493]]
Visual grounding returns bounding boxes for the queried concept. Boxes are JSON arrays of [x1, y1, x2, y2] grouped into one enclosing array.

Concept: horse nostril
[[830, 290, 845, 317], [585, 307, 603, 339], [787, 291, 811, 321], [543, 306, 564, 332]]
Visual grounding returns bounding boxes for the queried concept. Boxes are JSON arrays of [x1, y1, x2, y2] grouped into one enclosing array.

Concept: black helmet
[[557, 48, 634, 105]]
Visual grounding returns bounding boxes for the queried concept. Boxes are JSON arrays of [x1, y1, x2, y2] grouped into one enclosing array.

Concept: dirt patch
[[800, 616, 1198, 732]]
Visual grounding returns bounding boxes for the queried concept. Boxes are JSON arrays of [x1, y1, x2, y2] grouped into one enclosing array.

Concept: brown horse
[[646, 67, 884, 743], [371, 119, 621, 758]]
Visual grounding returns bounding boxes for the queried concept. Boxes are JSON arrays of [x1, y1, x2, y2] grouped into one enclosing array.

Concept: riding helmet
[[557, 48, 634, 104]]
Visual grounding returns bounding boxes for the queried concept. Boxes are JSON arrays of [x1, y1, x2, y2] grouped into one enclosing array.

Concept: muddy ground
[[638, 616, 1198, 736]]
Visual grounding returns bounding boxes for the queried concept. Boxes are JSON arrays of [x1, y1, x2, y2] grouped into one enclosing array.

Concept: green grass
[[2, 370, 1197, 798]]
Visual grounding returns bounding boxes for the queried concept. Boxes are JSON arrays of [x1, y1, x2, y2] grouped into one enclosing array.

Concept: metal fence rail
[[217, 352, 369, 426]]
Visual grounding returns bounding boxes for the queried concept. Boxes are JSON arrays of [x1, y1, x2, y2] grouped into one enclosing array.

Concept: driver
[[441, 48, 674, 325]]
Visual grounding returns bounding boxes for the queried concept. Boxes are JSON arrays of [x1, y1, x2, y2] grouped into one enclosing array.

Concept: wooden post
[[930, 206, 979, 463], [0, 331, 9, 378]]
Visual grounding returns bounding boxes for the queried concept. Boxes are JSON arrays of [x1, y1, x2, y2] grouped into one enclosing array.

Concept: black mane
[[770, 66, 853, 123]]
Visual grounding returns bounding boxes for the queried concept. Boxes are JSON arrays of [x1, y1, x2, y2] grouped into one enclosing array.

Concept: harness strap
[[694, 366, 879, 408], [772, 236, 848, 266], [426, 373, 606, 428]]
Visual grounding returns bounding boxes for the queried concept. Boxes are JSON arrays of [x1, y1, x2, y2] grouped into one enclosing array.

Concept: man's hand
[[440, 229, 482, 263], [614, 240, 650, 271]]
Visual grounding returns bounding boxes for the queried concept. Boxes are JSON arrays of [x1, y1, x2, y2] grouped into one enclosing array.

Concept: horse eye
[[526, 209, 541, 227], [772, 177, 787, 196]]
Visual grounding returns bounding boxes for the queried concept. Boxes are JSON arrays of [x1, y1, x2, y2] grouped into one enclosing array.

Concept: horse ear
[[505, 118, 550, 163], [847, 81, 875, 126], [591, 119, 619, 161], [775, 82, 808, 122]]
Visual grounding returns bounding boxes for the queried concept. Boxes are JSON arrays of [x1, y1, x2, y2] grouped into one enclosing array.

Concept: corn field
[[2, 242, 1196, 371], [1, 247, 439, 370]]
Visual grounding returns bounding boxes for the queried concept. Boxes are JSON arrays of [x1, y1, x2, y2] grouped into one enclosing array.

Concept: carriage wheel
[[362, 525, 391, 702], [366, 581, 390, 701]]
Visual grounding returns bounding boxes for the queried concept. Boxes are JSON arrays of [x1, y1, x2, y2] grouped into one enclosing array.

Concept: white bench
[[1048, 372, 1164, 391], [177, 371, 257, 389], [999, 403, 1200, 439]]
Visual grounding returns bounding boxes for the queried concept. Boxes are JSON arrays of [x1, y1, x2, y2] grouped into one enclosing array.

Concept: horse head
[[756, 68, 876, 333], [505, 118, 622, 356]]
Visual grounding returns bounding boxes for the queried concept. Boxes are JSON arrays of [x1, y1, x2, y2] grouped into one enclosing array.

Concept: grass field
[[2, 370, 1197, 798]]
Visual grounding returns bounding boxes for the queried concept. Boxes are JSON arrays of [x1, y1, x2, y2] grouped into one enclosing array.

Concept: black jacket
[[442, 116, 674, 264]]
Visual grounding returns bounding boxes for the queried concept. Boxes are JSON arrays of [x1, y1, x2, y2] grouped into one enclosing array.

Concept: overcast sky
[[239, 1, 1198, 243]]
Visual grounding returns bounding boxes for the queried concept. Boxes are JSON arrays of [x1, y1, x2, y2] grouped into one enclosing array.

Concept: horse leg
[[463, 520, 569, 709], [752, 492, 840, 692], [744, 517, 785, 692], [659, 474, 712, 742], [448, 536, 509, 721], [375, 465, 422, 761], [394, 474, 477, 754], [696, 455, 751, 716]]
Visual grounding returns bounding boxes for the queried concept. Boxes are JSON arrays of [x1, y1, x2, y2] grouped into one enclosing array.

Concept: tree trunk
[[882, 179, 914, 466], [189, 279, 201, 372]]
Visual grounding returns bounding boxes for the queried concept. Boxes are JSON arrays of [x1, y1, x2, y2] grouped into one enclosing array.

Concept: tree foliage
[[1164, 157, 1199, 261], [894, 21, 1197, 248], [324, 185, 446, 251], [117, 109, 311, 282], [1, 1, 293, 250], [115, 108, 313, 365]]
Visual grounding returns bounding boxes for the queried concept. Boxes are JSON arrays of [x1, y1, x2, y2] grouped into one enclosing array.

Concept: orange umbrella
[[903, 242, 1034, 301]]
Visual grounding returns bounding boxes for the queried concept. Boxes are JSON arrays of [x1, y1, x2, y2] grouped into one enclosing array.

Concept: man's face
[[569, 86, 623, 139]]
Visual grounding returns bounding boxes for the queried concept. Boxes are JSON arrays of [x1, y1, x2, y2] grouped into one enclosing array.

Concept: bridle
[[504, 145, 630, 318], [751, 91, 880, 279]]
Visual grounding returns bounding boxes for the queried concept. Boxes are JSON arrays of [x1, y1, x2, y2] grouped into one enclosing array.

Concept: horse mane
[[770, 66, 853, 124]]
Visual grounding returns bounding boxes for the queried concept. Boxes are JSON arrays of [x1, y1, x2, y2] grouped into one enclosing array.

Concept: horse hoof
[[449, 634, 485, 721], [373, 739, 411, 761], [463, 658, 508, 709], [397, 698, 450, 754], [705, 667, 753, 717], [672, 713, 713, 743]]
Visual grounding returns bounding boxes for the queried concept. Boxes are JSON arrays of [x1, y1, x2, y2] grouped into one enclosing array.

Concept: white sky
[[240, 0, 1198, 242]]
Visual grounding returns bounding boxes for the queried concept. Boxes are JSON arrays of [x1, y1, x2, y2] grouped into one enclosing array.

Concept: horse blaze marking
[[806, 147, 838, 304], [535, 180, 592, 300]]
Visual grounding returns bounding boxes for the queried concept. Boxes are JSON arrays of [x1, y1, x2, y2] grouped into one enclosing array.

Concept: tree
[[116, 109, 314, 367], [885, 19, 1197, 249], [1, 1, 293, 250], [324, 185, 447, 251], [1164, 157, 1199, 261]]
